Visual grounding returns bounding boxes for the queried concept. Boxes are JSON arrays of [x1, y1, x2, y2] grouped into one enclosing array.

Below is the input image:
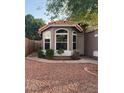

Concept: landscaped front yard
[[25, 59, 98, 93]]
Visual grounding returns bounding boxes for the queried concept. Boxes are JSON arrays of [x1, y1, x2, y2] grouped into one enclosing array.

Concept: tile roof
[[38, 20, 83, 33]]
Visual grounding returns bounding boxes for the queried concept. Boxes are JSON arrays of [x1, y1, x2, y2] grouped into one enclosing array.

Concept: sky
[[25, 0, 50, 23]]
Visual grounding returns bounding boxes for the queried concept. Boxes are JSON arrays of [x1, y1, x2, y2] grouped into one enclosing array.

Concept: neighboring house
[[38, 20, 98, 58], [84, 26, 98, 58], [38, 20, 84, 56]]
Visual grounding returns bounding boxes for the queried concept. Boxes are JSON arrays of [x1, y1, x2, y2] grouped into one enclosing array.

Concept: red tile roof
[[38, 20, 83, 33]]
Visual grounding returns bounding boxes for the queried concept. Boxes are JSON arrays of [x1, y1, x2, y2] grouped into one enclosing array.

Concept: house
[[38, 20, 84, 56], [84, 26, 98, 58]]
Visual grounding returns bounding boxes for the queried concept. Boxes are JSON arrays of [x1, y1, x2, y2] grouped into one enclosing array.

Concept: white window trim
[[55, 28, 69, 51]]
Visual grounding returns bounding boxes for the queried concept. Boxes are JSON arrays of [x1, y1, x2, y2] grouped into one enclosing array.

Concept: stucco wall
[[77, 33, 84, 55], [42, 28, 53, 50], [84, 30, 98, 58], [42, 26, 84, 56]]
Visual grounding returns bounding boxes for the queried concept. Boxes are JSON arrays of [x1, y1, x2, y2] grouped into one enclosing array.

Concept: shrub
[[57, 49, 64, 54], [71, 50, 80, 60], [46, 49, 54, 59], [38, 47, 43, 50], [37, 49, 45, 58]]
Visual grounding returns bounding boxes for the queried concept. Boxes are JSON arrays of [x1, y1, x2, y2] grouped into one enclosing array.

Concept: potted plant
[[57, 49, 64, 55]]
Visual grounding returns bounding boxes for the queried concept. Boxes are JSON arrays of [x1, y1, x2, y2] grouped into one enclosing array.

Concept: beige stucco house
[[38, 20, 84, 56]]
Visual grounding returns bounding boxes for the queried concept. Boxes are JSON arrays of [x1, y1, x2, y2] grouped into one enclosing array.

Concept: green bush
[[71, 50, 80, 60], [38, 47, 43, 50], [37, 49, 45, 58], [46, 49, 54, 59]]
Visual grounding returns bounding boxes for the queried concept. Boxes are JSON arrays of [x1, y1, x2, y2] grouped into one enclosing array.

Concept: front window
[[73, 31, 77, 49], [56, 35, 67, 42], [45, 39, 50, 49], [56, 30, 68, 50]]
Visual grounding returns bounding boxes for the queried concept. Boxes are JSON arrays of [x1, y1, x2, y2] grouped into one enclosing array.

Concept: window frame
[[45, 38, 50, 49], [55, 29, 69, 51], [56, 30, 67, 33], [43, 31, 51, 50], [72, 31, 77, 50]]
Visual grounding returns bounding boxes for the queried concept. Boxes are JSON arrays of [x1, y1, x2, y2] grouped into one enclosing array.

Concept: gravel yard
[[25, 59, 98, 93]]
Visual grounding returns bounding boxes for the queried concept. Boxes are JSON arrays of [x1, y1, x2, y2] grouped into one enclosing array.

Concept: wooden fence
[[25, 38, 42, 56]]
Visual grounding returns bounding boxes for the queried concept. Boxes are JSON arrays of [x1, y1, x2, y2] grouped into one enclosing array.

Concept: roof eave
[[38, 24, 83, 33]]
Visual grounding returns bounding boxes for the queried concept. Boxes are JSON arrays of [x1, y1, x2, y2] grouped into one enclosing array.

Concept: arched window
[[73, 31, 77, 49], [73, 31, 77, 35], [56, 30, 67, 33], [56, 29, 68, 50]]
